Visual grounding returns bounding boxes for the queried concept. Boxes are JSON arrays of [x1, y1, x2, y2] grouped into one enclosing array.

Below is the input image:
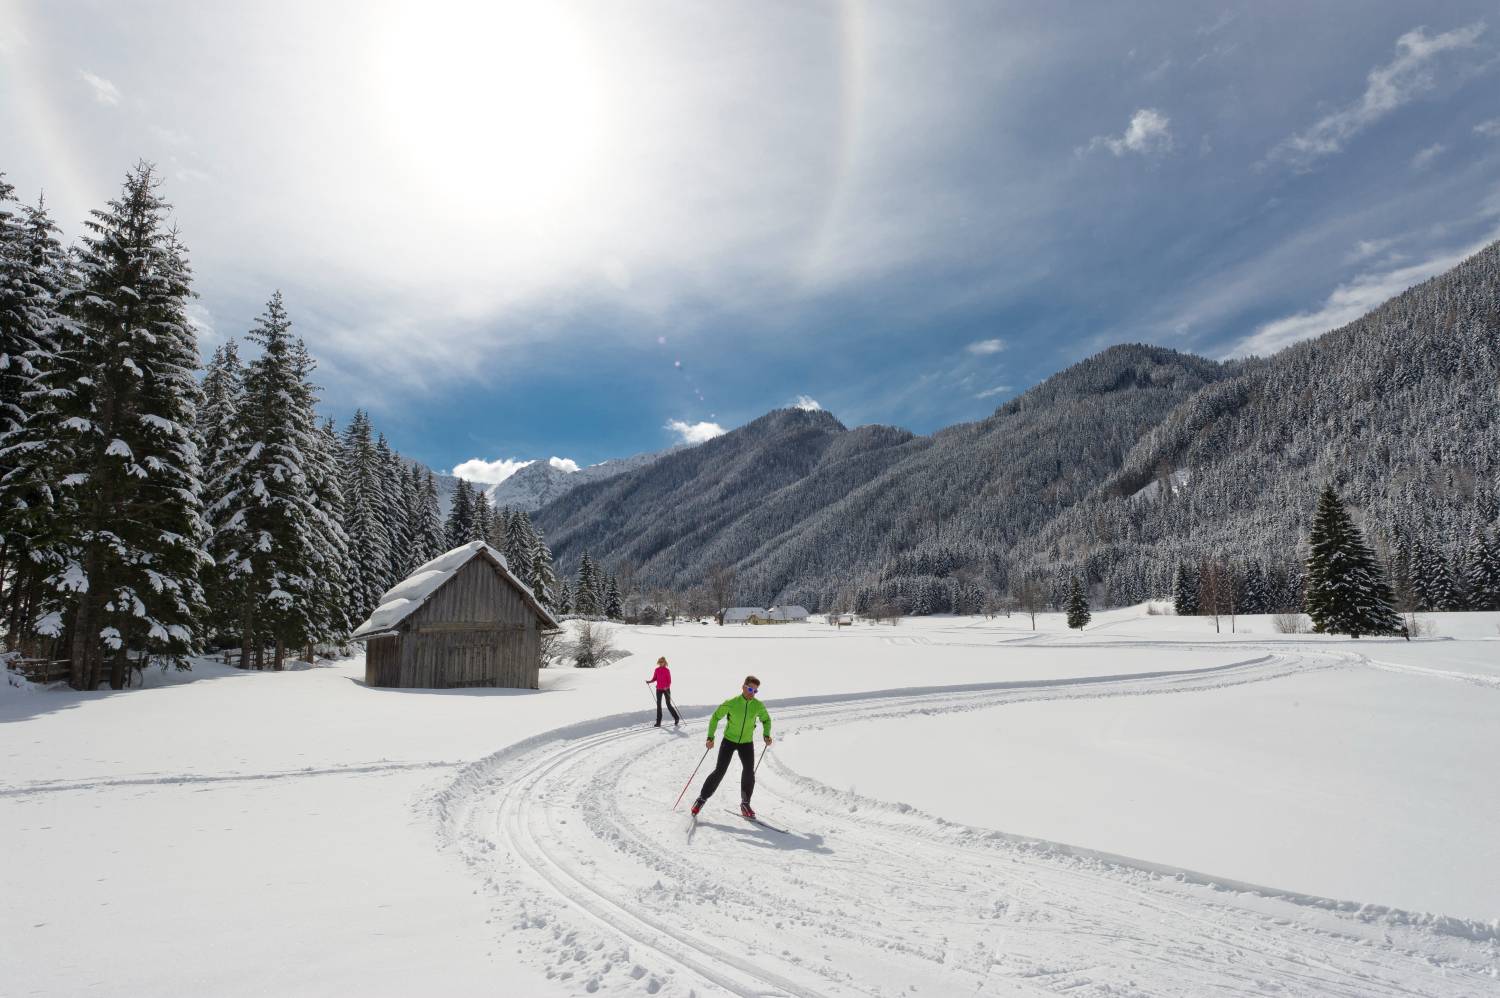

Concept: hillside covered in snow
[[536, 241, 1500, 611]]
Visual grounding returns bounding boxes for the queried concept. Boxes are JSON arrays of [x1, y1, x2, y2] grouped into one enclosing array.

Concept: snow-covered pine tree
[[303, 415, 352, 649], [1462, 527, 1500, 611], [1412, 541, 1460, 612], [375, 435, 410, 584], [1172, 562, 1199, 615], [414, 469, 446, 563], [340, 409, 394, 625], [1065, 577, 1091, 629], [210, 292, 330, 670], [574, 554, 599, 617], [393, 463, 424, 576], [0, 182, 67, 644], [604, 574, 622, 620], [495, 501, 519, 549], [556, 578, 573, 615], [197, 339, 245, 644], [472, 488, 493, 546], [505, 509, 538, 589], [1237, 562, 1270, 615], [530, 532, 557, 607], [445, 478, 475, 550], [33, 164, 210, 688], [1304, 485, 1400, 638]]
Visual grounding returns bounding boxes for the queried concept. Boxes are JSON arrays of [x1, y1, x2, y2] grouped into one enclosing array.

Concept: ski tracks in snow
[[428, 652, 1500, 997]]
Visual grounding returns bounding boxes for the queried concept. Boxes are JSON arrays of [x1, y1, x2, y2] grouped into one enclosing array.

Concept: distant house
[[722, 607, 768, 625], [767, 605, 810, 622], [351, 541, 560, 689]]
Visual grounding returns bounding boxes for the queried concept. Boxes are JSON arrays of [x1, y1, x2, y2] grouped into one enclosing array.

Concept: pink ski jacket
[[651, 665, 672, 689]]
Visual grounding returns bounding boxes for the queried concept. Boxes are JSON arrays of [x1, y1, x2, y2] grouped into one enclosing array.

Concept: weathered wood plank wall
[[372, 555, 541, 690], [365, 636, 401, 687]]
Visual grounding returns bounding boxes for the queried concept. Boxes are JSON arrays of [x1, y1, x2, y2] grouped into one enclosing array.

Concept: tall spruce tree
[[33, 164, 209, 688], [0, 183, 67, 644], [505, 509, 537, 588], [303, 415, 352, 649], [1412, 541, 1460, 612], [1304, 485, 1400, 638], [445, 478, 476, 550], [1462, 527, 1500, 610], [531, 533, 558, 607], [1172, 562, 1199, 615], [1065, 577, 1091, 629], [414, 469, 446, 563], [198, 339, 245, 644], [375, 435, 410, 584], [340, 409, 394, 625], [604, 574, 623, 620], [211, 292, 329, 669], [472, 488, 494, 545], [574, 554, 599, 617], [556, 578, 573, 615]]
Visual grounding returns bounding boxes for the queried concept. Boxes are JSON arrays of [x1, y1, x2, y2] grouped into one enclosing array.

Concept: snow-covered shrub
[[538, 629, 563, 669], [572, 621, 616, 668], [1273, 613, 1309, 634]]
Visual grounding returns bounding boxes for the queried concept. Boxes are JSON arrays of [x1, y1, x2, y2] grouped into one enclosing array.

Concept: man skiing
[[691, 675, 772, 819], [647, 656, 680, 727]]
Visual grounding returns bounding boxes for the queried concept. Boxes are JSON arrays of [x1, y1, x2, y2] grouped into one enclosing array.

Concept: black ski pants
[[655, 688, 680, 725], [699, 739, 756, 803]]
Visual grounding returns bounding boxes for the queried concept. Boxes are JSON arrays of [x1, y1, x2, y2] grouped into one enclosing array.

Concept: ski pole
[[754, 742, 771, 776], [674, 744, 712, 810]]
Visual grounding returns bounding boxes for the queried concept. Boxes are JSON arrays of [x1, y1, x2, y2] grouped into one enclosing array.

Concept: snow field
[[4, 607, 1499, 996]]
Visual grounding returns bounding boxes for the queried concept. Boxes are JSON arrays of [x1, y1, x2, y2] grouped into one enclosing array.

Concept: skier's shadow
[[690, 819, 832, 855]]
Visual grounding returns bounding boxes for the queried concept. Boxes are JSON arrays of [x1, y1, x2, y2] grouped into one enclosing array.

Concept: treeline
[[0, 163, 569, 688]]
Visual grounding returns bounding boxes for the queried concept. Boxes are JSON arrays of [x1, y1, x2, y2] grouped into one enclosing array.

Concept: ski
[[726, 810, 787, 834]]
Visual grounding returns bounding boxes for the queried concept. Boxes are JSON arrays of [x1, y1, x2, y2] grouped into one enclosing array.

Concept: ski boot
[[690, 797, 705, 816], [740, 801, 756, 820]]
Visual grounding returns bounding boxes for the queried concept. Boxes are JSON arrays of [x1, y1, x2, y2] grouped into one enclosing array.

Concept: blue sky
[[3, 1, 1499, 481]]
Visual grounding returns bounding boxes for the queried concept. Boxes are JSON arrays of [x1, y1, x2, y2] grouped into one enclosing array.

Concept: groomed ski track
[[430, 647, 1500, 997]]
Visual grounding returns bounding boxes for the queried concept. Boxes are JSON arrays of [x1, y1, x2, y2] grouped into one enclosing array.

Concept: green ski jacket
[[708, 695, 772, 743]]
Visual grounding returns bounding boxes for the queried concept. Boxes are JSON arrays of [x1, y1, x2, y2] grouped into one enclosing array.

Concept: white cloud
[[78, 70, 121, 106], [975, 385, 1013, 399], [452, 457, 533, 484], [791, 395, 822, 411], [965, 337, 1007, 355], [1223, 234, 1497, 357], [1083, 108, 1173, 157], [1346, 237, 1398, 263], [1411, 143, 1445, 170], [1475, 118, 1500, 138], [1270, 23, 1485, 169], [665, 419, 725, 444], [548, 456, 580, 473]]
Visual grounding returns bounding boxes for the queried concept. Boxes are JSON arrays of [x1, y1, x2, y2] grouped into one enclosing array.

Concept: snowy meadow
[[4, 608, 1498, 996]]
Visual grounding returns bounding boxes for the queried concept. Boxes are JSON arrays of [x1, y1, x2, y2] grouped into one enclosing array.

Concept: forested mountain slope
[[1011, 240, 1500, 607], [537, 346, 1227, 605], [538, 242, 1498, 612]]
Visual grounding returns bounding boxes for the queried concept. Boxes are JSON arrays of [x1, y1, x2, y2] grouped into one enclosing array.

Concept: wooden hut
[[351, 541, 559, 689]]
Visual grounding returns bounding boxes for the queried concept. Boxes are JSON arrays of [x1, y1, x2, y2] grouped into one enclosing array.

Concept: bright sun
[[372, 2, 608, 230]]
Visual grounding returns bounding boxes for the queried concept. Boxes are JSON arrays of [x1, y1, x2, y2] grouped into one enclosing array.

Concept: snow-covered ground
[[3, 608, 1498, 996]]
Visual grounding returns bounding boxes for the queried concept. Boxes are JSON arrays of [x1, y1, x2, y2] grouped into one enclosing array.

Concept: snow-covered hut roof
[[767, 605, 810, 620], [351, 541, 560, 640], [722, 607, 768, 623]]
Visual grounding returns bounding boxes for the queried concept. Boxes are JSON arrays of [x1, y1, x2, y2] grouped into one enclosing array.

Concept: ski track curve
[[429, 651, 1500, 997]]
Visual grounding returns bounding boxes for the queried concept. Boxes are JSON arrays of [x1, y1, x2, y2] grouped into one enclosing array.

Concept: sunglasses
[[744, 686, 758, 694]]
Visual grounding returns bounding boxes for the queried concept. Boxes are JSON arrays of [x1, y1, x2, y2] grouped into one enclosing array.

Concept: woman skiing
[[647, 656, 680, 727], [692, 675, 772, 818]]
